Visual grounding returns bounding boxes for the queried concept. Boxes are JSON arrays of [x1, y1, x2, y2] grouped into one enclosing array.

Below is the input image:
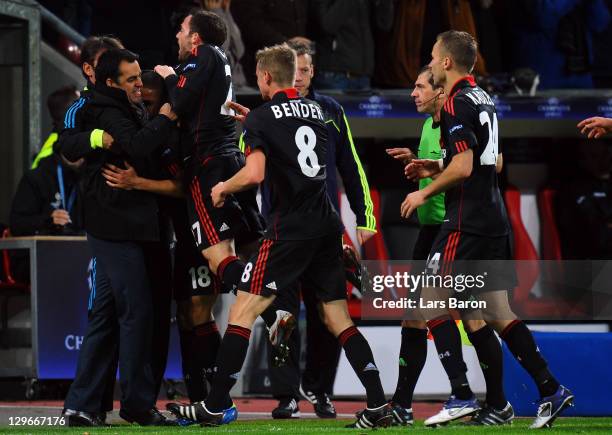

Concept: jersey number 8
[[295, 126, 321, 177]]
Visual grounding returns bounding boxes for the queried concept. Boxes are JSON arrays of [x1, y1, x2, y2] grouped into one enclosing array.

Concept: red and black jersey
[[243, 88, 343, 240], [165, 44, 237, 158], [439, 75, 509, 237]]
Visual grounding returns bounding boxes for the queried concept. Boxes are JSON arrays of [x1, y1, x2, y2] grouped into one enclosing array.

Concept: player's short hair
[[95, 48, 139, 85], [418, 66, 442, 89], [189, 10, 227, 47], [256, 44, 297, 87], [436, 30, 477, 73], [47, 85, 79, 129], [286, 40, 314, 58], [80, 35, 124, 78], [141, 70, 168, 100]]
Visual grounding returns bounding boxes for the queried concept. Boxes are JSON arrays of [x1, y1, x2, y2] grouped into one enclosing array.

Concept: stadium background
[[0, 0, 611, 428]]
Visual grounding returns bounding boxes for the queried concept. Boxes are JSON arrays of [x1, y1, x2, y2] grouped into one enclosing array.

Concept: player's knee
[[462, 318, 487, 333], [322, 311, 352, 337], [190, 302, 213, 325], [202, 241, 235, 275], [401, 319, 427, 329]]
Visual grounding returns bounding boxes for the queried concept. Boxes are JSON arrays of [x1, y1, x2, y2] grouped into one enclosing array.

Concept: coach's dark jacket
[[78, 84, 173, 241]]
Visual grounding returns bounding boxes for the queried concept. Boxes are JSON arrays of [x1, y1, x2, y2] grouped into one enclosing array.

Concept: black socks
[[427, 317, 473, 400], [468, 325, 507, 409], [339, 326, 386, 408], [391, 327, 427, 409]]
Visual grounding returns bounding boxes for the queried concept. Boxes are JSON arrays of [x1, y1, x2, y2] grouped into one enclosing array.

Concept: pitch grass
[[2, 418, 612, 435]]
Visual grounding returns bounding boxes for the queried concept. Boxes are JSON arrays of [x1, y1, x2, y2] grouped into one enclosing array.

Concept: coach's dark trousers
[[65, 234, 156, 413]]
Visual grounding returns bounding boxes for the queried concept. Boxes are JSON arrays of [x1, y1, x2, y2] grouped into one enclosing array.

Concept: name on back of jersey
[[465, 88, 494, 107], [271, 101, 324, 121]]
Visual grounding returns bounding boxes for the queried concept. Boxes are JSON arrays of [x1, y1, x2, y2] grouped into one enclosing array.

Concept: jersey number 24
[[479, 111, 498, 166]]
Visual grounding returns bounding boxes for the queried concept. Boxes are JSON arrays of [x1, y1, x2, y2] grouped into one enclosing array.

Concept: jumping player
[[166, 44, 392, 429]]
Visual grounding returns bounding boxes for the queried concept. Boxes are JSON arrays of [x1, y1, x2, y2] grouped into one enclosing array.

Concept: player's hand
[[356, 228, 376, 245], [226, 101, 250, 123], [211, 181, 227, 207], [102, 162, 140, 190], [386, 147, 416, 164], [405, 159, 441, 181], [159, 103, 178, 121], [204, 0, 223, 9], [400, 191, 426, 219], [102, 131, 114, 149], [154, 65, 176, 79], [51, 209, 71, 226], [578, 116, 612, 139]]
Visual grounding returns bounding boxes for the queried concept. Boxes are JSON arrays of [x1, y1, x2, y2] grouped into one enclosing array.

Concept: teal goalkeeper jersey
[[417, 117, 445, 225]]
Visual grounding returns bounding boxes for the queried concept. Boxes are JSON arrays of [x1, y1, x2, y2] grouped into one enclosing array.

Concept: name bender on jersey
[[271, 100, 325, 121]]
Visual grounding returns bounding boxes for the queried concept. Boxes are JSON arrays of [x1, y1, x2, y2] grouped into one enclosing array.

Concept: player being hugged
[[167, 44, 392, 429]]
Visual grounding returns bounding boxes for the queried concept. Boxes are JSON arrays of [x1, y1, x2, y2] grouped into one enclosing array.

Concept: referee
[[385, 66, 446, 426]]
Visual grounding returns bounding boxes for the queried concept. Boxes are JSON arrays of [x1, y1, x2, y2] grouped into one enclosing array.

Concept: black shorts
[[173, 238, 222, 300], [240, 233, 346, 302], [186, 152, 265, 250], [427, 230, 517, 292], [413, 224, 442, 261]]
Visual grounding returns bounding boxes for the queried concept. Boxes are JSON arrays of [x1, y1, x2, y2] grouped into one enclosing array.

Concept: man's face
[[428, 41, 447, 88], [411, 72, 443, 115], [108, 60, 143, 104], [256, 63, 272, 100], [294, 54, 313, 97], [142, 87, 162, 117], [177, 15, 194, 61]]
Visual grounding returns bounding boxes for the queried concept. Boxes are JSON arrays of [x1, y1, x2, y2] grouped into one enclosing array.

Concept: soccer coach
[[63, 49, 177, 426]]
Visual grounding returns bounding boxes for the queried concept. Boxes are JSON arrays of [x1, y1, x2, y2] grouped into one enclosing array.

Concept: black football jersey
[[166, 44, 237, 157], [439, 76, 509, 237], [243, 89, 343, 240]]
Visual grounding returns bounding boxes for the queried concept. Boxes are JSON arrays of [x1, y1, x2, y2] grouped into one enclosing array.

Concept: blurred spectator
[[89, 0, 175, 68], [199, 0, 247, 87], [557, 140, 612, 259], [231, 0, 310, 87], [504, 0, 610, 89], [373, 0, 487, 89], [312, 0, 393, 90], [32, 86, 80, 169], [39, 0, 93, 37], [10, 145, 84, 237], [592, 0, 612, 87]]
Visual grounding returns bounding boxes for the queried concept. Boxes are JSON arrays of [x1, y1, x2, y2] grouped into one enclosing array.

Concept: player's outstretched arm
[[578, 116, 612, 139], [386, 147, 416, 164], [401, 151, 472, 219], [102, 162, 183, 198], [404, 159, 443, 180], [211, 149, 266, 207], [226, 101, 250, 123]]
